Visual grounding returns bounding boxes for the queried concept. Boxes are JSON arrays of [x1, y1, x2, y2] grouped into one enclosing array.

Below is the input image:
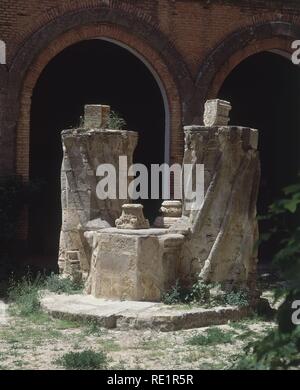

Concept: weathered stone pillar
[[172, 100, 260, 289], [59, 105, 138, 279]]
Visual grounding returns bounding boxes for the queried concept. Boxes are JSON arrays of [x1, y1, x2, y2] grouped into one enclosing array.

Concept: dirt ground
[[0, 308, 275, 370]]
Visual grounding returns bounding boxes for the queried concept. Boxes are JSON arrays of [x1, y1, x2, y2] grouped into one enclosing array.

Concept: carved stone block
[[84, 104, 110, 129], [203, 99, 231, 127], [154, 200, 182, 228], [115, 204, 150, 229]]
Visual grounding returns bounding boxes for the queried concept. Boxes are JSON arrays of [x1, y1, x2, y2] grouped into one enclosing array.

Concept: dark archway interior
[[29, 39, 165, 269], [218, 51, 300, 263]]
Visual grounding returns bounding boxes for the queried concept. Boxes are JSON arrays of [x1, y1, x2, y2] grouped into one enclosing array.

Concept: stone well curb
[[41, 293, 250, 331]]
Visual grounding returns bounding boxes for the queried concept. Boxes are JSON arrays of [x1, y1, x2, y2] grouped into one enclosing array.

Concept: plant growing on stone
[[223, 289, 250, 308], [107, 110, 126, 130], [162, 278, 250, 308], [44, 272, 83, 295], [161, 280, 184, 305], [184, 278, 211, 305], [162, 278, 212, 306], [77, 109, 126, 129]]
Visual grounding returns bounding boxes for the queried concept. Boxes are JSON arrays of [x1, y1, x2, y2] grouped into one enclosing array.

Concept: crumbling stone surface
[[88, 228, 184, 301], [115, 204, 150, 229], [84, 104, 110, 129], [154, 200, 182, 228], [59, 105, 138, 279], [41, 293, 250, 331], [59, 101, 260, 302], [177, 125, 260, 289], [90, 231, 163, 301], [203, 99, 231, 127]]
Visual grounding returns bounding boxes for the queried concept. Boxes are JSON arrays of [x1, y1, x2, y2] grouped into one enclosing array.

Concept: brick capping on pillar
[[84, 105, 111, 129]]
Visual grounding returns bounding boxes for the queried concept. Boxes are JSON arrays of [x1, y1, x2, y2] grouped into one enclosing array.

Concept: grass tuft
[[7, 271, 83, 317], [56, 350, 108, 370], [162, 278, 250, 308], [187, 328, 236, 346], [44, 273, 83, 295], [8, 272, 42, 316]]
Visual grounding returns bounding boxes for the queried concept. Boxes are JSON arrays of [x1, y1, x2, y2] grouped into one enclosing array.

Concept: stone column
[[59, 105, 138, 279], [172, 100, 260, 290]]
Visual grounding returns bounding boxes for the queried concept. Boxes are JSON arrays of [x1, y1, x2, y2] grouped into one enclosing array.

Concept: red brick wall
[[1, 0, 300, 178], [15, 24, 182, 179], [1, 1, 300, 73]]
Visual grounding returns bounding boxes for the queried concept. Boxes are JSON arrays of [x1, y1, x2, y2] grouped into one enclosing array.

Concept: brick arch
[[5, 1, 157, 64], [6, 7, 192, 179], [209, 37, 293, 99], [193, 21, 300, 123]]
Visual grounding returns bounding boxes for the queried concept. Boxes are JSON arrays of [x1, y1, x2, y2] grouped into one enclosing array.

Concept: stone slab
[[99, 228, 168, 236], [41, 293, 250, 331]]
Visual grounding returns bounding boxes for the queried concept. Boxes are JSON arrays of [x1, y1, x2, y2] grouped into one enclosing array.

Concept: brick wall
[[1, 0, 300, 177]]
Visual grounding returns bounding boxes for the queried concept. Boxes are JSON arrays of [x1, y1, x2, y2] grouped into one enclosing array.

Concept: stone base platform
[[41, 293, 250, 331]]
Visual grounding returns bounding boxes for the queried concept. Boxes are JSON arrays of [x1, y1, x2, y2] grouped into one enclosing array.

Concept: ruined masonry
[[59, 105, 138, 280], [59, 101, 260, 301]]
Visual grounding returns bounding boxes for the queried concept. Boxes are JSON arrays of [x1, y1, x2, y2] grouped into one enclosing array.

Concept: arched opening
[[28, 39, 167, 269], [218, 51, 300, 264]]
